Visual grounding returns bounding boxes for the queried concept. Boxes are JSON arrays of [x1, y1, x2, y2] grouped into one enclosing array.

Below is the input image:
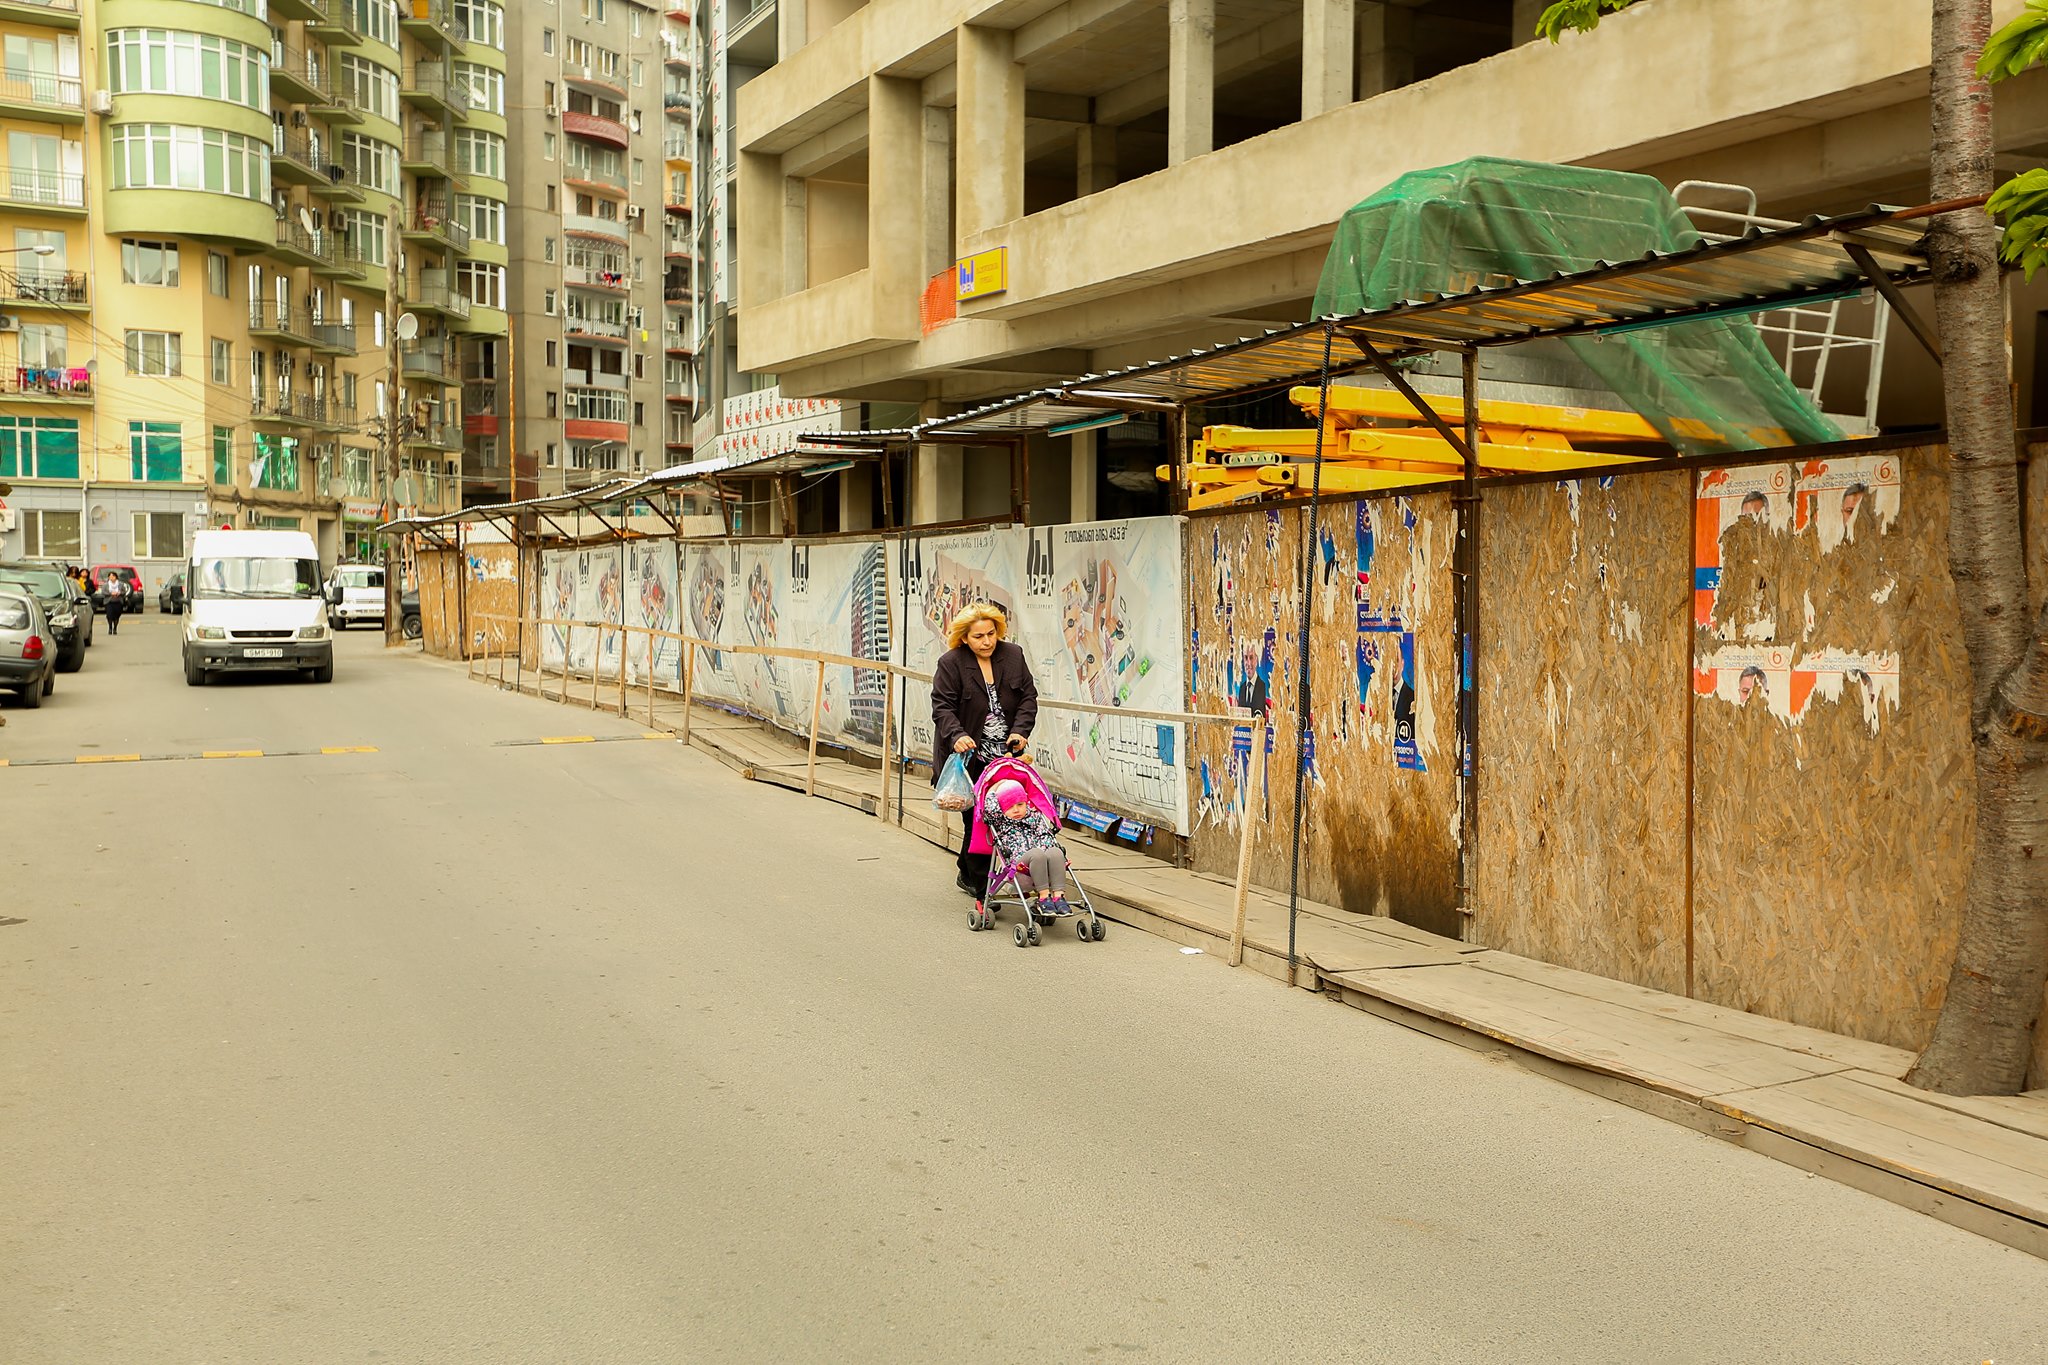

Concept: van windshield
[[192, 557, 321, 601], [337, 568, 384, 589]]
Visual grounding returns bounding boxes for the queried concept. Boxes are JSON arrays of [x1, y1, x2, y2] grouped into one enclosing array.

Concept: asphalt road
[[5, 614, 2047, 1364]]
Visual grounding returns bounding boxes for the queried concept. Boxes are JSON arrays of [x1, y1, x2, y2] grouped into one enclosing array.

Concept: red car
[[90, 564, 144, 615]]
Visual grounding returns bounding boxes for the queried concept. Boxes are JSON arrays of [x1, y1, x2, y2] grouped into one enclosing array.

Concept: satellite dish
[[298, 205, 317, 235], [391, 473, 416, 504], [90, 503, 107, 523], [396, 312, 420, 341], [325, 476, 349, 500]]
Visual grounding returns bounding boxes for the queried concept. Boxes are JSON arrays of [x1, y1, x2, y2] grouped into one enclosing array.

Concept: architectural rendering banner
[[896, 517, 1190, 834]]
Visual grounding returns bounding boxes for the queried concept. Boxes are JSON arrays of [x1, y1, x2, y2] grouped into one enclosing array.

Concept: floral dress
[[977, 680, 1011, 764]]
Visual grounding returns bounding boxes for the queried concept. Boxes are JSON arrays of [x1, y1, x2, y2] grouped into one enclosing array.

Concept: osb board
[[1183, 497, 1462, 937], [464, 542, 521, 660], [1691, 444, 1973, 1051], [1473, 473, 1691, 995], [417, 548, 462, 659]]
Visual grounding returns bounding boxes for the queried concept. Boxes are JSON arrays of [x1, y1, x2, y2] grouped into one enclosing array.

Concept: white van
[[182, 529, 332, 686], [324, 563, 386, 630]]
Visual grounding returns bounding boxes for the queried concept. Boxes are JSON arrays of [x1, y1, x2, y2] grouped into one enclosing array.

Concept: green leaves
[[1989, 169, 2048, 280], [1534, 0, 1643, 43], [1979, 1, 2048, 81]]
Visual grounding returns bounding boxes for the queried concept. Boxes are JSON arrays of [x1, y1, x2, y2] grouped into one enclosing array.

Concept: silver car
[[0, 587, 56, 709]]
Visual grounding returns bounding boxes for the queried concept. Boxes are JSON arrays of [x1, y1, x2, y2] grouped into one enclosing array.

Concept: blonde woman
[[931, 601, 1039, 896]]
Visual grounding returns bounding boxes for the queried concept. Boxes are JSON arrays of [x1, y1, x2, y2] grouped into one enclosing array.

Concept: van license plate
[[244, 647, 284, 659]]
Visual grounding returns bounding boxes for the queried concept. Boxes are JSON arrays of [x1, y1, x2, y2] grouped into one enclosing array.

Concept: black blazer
[[930, 640, 1039, 772]]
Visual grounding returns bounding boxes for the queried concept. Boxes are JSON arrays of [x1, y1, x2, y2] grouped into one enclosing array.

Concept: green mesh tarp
[[1312, 157, 1839, 455]]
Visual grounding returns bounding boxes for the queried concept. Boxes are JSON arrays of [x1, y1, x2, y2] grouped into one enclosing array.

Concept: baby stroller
[[964, 756, 1108, 947]]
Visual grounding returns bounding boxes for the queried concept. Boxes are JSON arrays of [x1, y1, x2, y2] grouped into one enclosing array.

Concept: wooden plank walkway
[[461, 657, 2048, 1258]]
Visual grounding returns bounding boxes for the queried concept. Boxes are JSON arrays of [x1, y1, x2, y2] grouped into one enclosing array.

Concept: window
[[633, 354, 645, 379], [0, 416, 80, 480], [105, 29, 269, 111], [129, 421, 183, 482], [543, 289, 556, 315], [342, 210, 388, 268], [543, 132, 557, 162], [633, 402, 644, 427], [109, 125, 269, 202], [373, 310, 386, 347], [545, 442, 557, 467], [546, 392, 558, 419], [633, 157, 644, 186], [340, 54, 401, 123], [454, 129, 505, 182], [212, 425, 233, 483], [342, 371, 357, 408], [348, 0, 398, 48], [454, 0, 505, 51], [546, 184, 557, 211], [544, 339, 557, 366], [454, 63, 503, 116], [542, 29, 555, 55], [211, 338, 232, 385], [125, 331, 182, 377], [631, 8, 641, 36], [133, 511, 185, 560], [19, 322, 65, 370], [455, 194, 505, 245], [252, 432, 299, 490], [543, 236, 556, 263], [633, 60, 644, 88], [121, 239, 180, 287], [341, 133, 400, 198], [22, 509, 81, 559], [207, 251, 229, 297], [456, 260, 504, 310]]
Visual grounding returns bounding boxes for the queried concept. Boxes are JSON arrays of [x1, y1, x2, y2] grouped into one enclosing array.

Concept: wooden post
[[879, 670, 895, 820], [647, 632, 656, 728], [1229, 714, 1267, 967], [680, 640, 695, 744], [590, 623, 600, 711], [619, 626, 630, 716], [805, 661, 826, 796]]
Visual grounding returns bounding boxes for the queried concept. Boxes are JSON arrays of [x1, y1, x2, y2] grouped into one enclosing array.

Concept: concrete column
[[922, 106, 955, 278], [1069, 428, 1099, 523], [1356, 1, 1415, 98], [737, 151, 787, 310], [1077, 123, 1117, 196], [1301, 0, 1356, 119], [777, 0, 807, 58], [782, 177, 808, 294], [1512, 0, 1547, 45], [1167, 0, 1214, 165], [838, 462, 876, 531], [868, 73, 925, 334], [911, 444, 963, 525], [956, 26, 1024, 239]]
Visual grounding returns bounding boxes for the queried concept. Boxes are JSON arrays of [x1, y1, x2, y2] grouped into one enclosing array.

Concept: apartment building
[[661, 1, 692, 465], [733, 0, 2024, 526], [0, 0, 512, 588], [491, 0, 673, 501]]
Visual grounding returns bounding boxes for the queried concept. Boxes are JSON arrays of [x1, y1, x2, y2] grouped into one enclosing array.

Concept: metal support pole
[[1230, 713, 1267, 967], [1456, 347, 1481, 931], [1286, 322, 1337, 987]]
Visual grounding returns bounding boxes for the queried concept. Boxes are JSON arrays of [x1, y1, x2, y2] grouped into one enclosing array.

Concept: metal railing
[[402, 348, 451, 380], [403, 130, 457, 179], [462, 381, 499, 416], [563, 315, 628, 340], [406, 203, 472, 253], [306, 0, 366, 40], [563, 160, 627, 192], [0, 169, 84, 209], [406, 62, 472, 116], [408, 278, 473, 320], [7, 268, 85, 304], [249, 300, 312, 343], [563, 211, 628, 240], [313, 321, 357, 353], [0, 68, 82, 109]]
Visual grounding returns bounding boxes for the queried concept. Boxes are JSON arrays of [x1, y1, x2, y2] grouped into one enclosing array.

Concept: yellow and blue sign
[[955, 247, 1008, 303]]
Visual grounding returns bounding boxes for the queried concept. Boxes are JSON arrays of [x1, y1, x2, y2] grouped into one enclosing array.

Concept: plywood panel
[[464, 542, 521, 661], [1183, 496, 1461, 937], [1473, 474, 1691, 994], [417, 548, 460, 658], [1691, 444, 1973, 1050]]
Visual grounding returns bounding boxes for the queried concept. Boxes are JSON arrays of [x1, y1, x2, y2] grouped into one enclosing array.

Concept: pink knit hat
[[990, 779, 1028, 809]]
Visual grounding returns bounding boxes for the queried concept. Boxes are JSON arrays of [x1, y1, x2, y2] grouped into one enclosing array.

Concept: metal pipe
[[1456, 347, 1481, 935], [1286, 322, 1338, 986]]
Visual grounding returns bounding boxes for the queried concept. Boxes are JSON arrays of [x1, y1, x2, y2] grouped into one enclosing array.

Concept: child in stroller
[[965, 757, 1107, 946]]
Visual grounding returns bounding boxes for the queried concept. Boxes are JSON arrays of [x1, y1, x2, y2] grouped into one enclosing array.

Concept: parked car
[[159, 571, 186, 615], [0, 588, 56, 708], [0, 562, 92, 672], [323, 564, 386, 630], [90, 564, 144, 614], [400, 588, 421, 641]]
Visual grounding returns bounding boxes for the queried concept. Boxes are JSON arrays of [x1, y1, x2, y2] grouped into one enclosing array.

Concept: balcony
[[563, 261, 629, 292], [311, 321, 358, 355], [564, 367, 628, 391], [249, 301, 313, 346], [0, 0, 80, 29], [402, 346, 453, 382], [407, 275, 472, 320], [270, 132, 326, 186], [6, 269, 86, 308], [565, 66, 628, 102], [402, 62, 471, 122], [564, 316, 629, 345], [463, 380, 500, 436], [259, 395, 357, 432], [663, 331, 691, 356], [563, 109, 630, 151], [407, 420, 463, 451], [269, 0, 322, 20], [309, 160, 363, 201], [664, 192, 690, 216], [563, 161, 628, 198], [305, 0, 365, 44], [310, 233, 367, 280], [399, 0, 456, 51], [1, 367, 91, 403], [663, 88, 691, 112], [402, 204, 472, 254], [0, 168, 84, 215], [271, 218, 327, 269], [563, 211, 628, 244], [269, 44, 332, 109], [0, 68, 82, 124], [402, 130, 461, 184]]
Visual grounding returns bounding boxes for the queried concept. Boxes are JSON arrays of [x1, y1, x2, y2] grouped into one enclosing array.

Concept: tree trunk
[[1908, 0, 2048, 1096]]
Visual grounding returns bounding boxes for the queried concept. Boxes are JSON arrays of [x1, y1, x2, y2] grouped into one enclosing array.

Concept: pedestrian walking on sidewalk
[[104, 576, 128, 634], [930, 602, 1038, 897]]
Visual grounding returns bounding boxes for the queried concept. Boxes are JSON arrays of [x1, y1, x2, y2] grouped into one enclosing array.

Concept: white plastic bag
[[932, 752, 975, 811]]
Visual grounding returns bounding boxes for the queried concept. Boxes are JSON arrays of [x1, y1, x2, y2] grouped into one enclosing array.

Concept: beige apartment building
[[733, 0, 2045, 526]]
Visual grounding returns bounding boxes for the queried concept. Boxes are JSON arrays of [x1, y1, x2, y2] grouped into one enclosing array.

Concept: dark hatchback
[[0, 562, 92, 671]]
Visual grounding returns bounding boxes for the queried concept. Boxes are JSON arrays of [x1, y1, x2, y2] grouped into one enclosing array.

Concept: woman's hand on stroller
[[1006, 734, 1030, 760]]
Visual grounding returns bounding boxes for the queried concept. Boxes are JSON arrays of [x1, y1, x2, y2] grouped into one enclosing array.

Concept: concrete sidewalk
[[469, 657, 2048, 1259]]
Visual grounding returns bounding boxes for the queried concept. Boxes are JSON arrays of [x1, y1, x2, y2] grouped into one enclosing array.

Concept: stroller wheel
[[1012, 923, 1027, 948], [1027, 922, 1041, 947], [968, 904, 983, 931], [1076, 918, 1090, 941], [1092, 919, 1107, 941]]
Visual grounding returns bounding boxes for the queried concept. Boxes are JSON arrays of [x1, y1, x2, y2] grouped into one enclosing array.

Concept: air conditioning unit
[[89, 90, 113, 115], [0, 315, 19, 333], [544, 100, 559, 118], [291, 109, 308, 128]]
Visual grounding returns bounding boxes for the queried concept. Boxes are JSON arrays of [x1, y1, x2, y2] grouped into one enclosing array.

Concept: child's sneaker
[[1048, 895, 1072, 917]]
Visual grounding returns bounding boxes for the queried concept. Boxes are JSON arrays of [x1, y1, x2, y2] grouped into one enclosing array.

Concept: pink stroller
[[965, 756, 1108, 947]]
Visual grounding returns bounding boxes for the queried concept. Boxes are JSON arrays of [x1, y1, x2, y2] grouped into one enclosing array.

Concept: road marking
[[203, 749, 263, 759], [5, 747, 378, 771], [496, 733, 671, 748], [539, 735, 596, 745], [76, 754, 142, 764], [321, 745, 379, 754]]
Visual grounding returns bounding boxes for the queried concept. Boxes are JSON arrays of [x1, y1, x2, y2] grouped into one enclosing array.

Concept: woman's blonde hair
[[946, 602, 1009, 650]]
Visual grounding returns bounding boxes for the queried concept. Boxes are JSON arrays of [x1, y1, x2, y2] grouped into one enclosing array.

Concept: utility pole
[[383, 207, 402, 647]]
